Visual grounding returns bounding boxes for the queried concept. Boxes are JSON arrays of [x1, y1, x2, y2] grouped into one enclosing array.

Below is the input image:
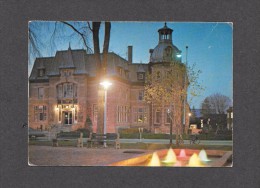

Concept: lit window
[[133, 107, 148, 124]]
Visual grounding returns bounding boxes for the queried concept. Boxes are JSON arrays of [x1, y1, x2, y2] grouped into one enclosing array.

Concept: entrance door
[[64, 111, 72, 125]]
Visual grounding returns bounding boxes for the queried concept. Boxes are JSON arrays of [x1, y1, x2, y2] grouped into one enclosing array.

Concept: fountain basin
[[109, 149, 232, 167]]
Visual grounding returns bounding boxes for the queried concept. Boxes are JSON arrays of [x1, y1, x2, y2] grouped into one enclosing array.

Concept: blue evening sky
[[29, 22, 233, 109]]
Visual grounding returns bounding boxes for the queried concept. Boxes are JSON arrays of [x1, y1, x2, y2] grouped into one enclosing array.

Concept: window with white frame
[[34, 105, 47, 122], [117, 105, 129, 123]]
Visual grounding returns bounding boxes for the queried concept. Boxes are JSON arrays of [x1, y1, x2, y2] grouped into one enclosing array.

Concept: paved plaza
[[29, 146, 152, 166]]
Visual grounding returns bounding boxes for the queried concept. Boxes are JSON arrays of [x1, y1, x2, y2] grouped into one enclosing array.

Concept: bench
[[52, 138, 59, 147], [88, 133, 120, 149]]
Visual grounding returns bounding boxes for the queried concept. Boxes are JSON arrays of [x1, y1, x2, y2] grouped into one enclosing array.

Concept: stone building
[[29, 23, 189, 133]]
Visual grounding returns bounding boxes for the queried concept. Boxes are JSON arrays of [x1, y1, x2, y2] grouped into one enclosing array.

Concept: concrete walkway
[[29, 145, 152, 166]]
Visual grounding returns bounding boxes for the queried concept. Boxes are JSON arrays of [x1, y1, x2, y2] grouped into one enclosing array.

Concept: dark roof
[[29, 48, 144, 82]]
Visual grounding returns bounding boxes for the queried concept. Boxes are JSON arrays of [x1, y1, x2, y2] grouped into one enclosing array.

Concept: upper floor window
[[56, 83, 77, 99], [64, 83, 73, 98], [38, 87, 44, 99], [137, 73, 144, 80], [117, 67, 123, 76], [125, 71, 129, 79], [138, 90, 144, 101]]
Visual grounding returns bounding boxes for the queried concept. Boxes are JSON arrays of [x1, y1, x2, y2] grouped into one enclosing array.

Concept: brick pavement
[[29, 146, 152, 166]]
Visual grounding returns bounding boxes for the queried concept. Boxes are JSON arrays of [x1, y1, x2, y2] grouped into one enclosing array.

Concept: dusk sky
[[29, 21, 233, 109]]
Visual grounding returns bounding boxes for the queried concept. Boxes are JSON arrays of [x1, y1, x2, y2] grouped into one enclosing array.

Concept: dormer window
[[165, 46, 172, 57], [63, 70, 72, 77], [38, 69, 45, 77], [137, 73, 145, 80]]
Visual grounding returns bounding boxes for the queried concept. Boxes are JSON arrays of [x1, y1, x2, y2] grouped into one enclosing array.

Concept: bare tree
[[201, 93, 231, 115], [28, 21, 111, 134]]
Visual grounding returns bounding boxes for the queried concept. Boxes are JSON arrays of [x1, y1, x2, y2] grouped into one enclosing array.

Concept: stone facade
[[29, 24, 189, 133]]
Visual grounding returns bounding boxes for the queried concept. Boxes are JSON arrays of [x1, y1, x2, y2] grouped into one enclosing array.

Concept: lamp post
[[100, 80, 112, 147], [138, 127, 143, 142], [167, 108, 173, 146], [183, 46, 189, 134]]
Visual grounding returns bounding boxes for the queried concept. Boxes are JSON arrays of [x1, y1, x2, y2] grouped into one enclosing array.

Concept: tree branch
[[60, 21, 92, 53]]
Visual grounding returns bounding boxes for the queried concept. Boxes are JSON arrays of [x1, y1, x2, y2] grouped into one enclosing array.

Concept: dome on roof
[[150, 23, 181, 63], [150, 43, 180, 63]]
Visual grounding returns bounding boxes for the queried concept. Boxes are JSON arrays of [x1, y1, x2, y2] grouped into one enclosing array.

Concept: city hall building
[[29, 23, 190, 133]]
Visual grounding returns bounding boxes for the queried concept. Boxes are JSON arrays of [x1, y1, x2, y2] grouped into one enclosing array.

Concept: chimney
[[128, 46, 133, 63]]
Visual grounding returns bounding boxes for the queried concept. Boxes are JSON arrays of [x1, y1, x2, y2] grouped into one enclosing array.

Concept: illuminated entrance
[[64, 111, 73, 125]]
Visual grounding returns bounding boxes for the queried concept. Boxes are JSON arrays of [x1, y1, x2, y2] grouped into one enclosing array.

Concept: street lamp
[[176, 53, 182, 58], [100, 80, 112, 147]]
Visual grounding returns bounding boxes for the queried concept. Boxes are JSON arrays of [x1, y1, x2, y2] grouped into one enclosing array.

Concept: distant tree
[[201, 93, 231, 115]]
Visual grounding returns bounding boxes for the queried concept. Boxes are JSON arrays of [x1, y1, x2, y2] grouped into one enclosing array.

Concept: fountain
[[199, 149, 211, 162], [187, 153, 203, 167], [109, 148, 232, 167], [161, 148, 177, 165], [148, 152, 161, 166], [178, 149, 187, 158]]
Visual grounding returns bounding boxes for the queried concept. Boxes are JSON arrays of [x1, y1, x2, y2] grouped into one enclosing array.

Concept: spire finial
[[164, 22, 167, 27], [68, 42, 71, 50]]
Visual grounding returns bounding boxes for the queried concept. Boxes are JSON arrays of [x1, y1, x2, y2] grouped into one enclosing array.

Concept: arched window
[[165, 46, 172, 57]]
